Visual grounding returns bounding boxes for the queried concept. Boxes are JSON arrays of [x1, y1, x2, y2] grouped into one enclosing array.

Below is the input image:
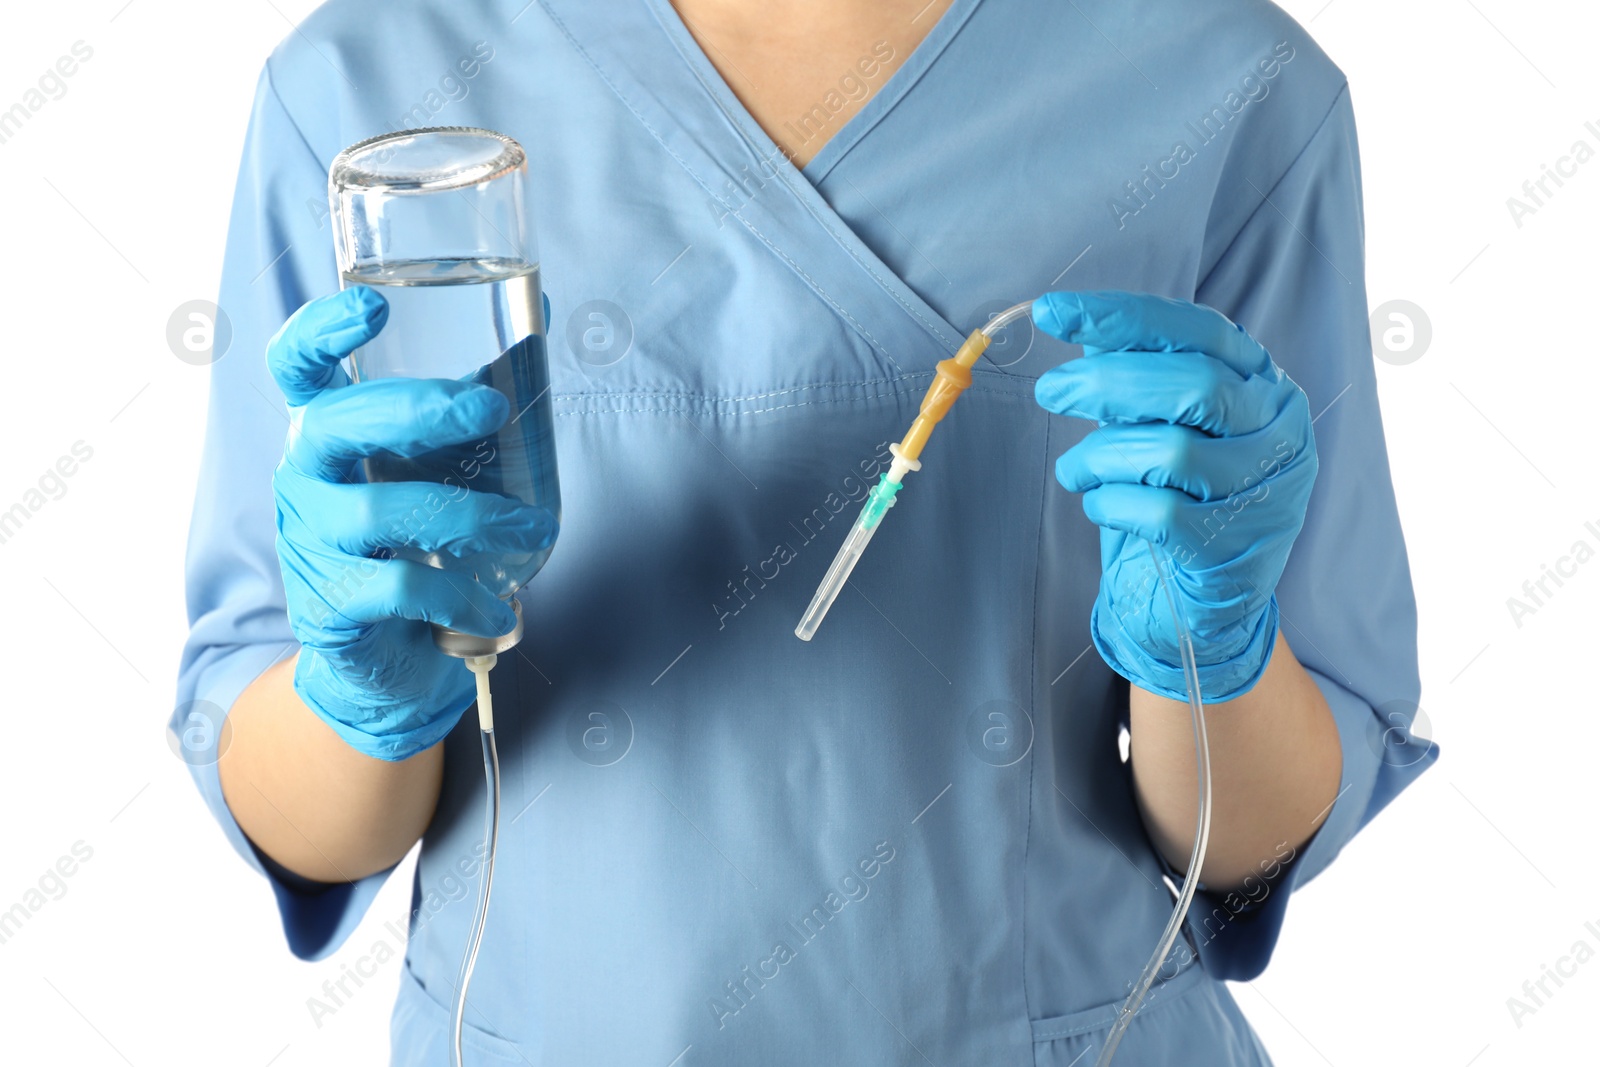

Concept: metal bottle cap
[[432, 596, 524, 658]]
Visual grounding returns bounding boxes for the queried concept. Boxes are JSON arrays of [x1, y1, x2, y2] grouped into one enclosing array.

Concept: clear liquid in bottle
[[343, 257, 561, 598]]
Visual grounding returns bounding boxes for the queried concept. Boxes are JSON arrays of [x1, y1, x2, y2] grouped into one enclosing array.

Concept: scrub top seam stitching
[[262, 58, 329, 172], [1018, 404, 1050, 1036], [1029, 960, 1208, 1040], [550, 380, 1033, 416], [552, 374, 1031, 400], [1194, 81, 1351, 294], [731, 207, 910, 372], [640, 0, 963, 353], [801, 0, 988, 185], [541, 0, 930, 369], [571, 376, 912, 402], [640, 0, 964, 355], [751, 212, 959, 361], [645, 0, 790, 171], [744, 179, 963, 352], [536, 0, 725, 236]]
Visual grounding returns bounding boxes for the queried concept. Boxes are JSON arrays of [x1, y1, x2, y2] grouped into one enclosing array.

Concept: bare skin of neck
[[670, 0, 957, 167]]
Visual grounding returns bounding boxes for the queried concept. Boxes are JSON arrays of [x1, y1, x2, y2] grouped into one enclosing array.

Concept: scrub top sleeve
[[1188, 84, 1438, 981], [173, 62, 394, 963]]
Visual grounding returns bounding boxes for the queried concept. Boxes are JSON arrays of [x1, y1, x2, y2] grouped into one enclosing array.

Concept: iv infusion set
[[328, 126, 560, 1067], [795, 305, 1214, 1067], [326, 126, 1208, 1067]]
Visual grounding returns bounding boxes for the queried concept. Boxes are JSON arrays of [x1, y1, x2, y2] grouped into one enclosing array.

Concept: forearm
[[218, 653, 443, 883], [1129, 633, 1341, 891]]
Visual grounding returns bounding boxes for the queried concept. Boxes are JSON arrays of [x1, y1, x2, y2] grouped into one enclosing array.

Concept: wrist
[[294, 652, 473, 762], [1093, 596, 1281, 703]]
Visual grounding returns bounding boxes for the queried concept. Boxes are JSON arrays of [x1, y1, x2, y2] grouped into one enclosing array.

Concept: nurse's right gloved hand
[[266, 287, 556, 761]]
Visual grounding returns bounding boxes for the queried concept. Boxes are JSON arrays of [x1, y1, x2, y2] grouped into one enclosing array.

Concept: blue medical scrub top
[[176, 1, 1436, 1063]]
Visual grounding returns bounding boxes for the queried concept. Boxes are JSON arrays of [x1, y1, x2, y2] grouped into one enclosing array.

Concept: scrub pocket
[[390, 960, 531, 1066], [1030, 963, 1273, 1067]]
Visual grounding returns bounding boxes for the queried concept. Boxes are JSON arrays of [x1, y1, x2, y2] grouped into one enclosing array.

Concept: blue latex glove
[[268, 286, 557, 760], [1032, 291, 1318, 702]]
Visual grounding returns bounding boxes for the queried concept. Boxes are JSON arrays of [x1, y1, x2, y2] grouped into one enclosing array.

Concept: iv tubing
[[981, 299, 1034, 335], [793, 296, 1212, 1062], [453, 655, 502, 1067], [1095, 545, 1212, 1065]]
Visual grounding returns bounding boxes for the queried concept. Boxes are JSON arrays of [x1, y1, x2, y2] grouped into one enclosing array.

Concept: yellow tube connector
[[896, 328, 992, 463], [951, 327, 993, 371]]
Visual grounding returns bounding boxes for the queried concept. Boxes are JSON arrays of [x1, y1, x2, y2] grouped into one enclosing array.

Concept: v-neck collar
[[796, 0, 987, 184], [538, 0, 985, 374], [638, 0, 987, 185]]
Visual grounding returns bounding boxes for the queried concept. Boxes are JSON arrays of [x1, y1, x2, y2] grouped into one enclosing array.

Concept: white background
[[0, 1, 1593, 1064]]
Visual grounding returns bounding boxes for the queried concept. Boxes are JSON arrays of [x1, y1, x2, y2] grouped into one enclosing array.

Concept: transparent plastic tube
[[979, 299, 1212, 1063], [792, 296, 1210, 1066], [453, 659, 503, 1067], [981, 300, 1034, 336], [1096, 544, 1211, 1066]]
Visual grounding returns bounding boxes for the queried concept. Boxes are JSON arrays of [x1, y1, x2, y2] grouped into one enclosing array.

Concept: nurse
[[177, 0, 1435, 1063]]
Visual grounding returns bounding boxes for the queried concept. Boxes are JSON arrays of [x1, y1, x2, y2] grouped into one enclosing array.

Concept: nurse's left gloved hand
[[1032, 291, 1318, 702]]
